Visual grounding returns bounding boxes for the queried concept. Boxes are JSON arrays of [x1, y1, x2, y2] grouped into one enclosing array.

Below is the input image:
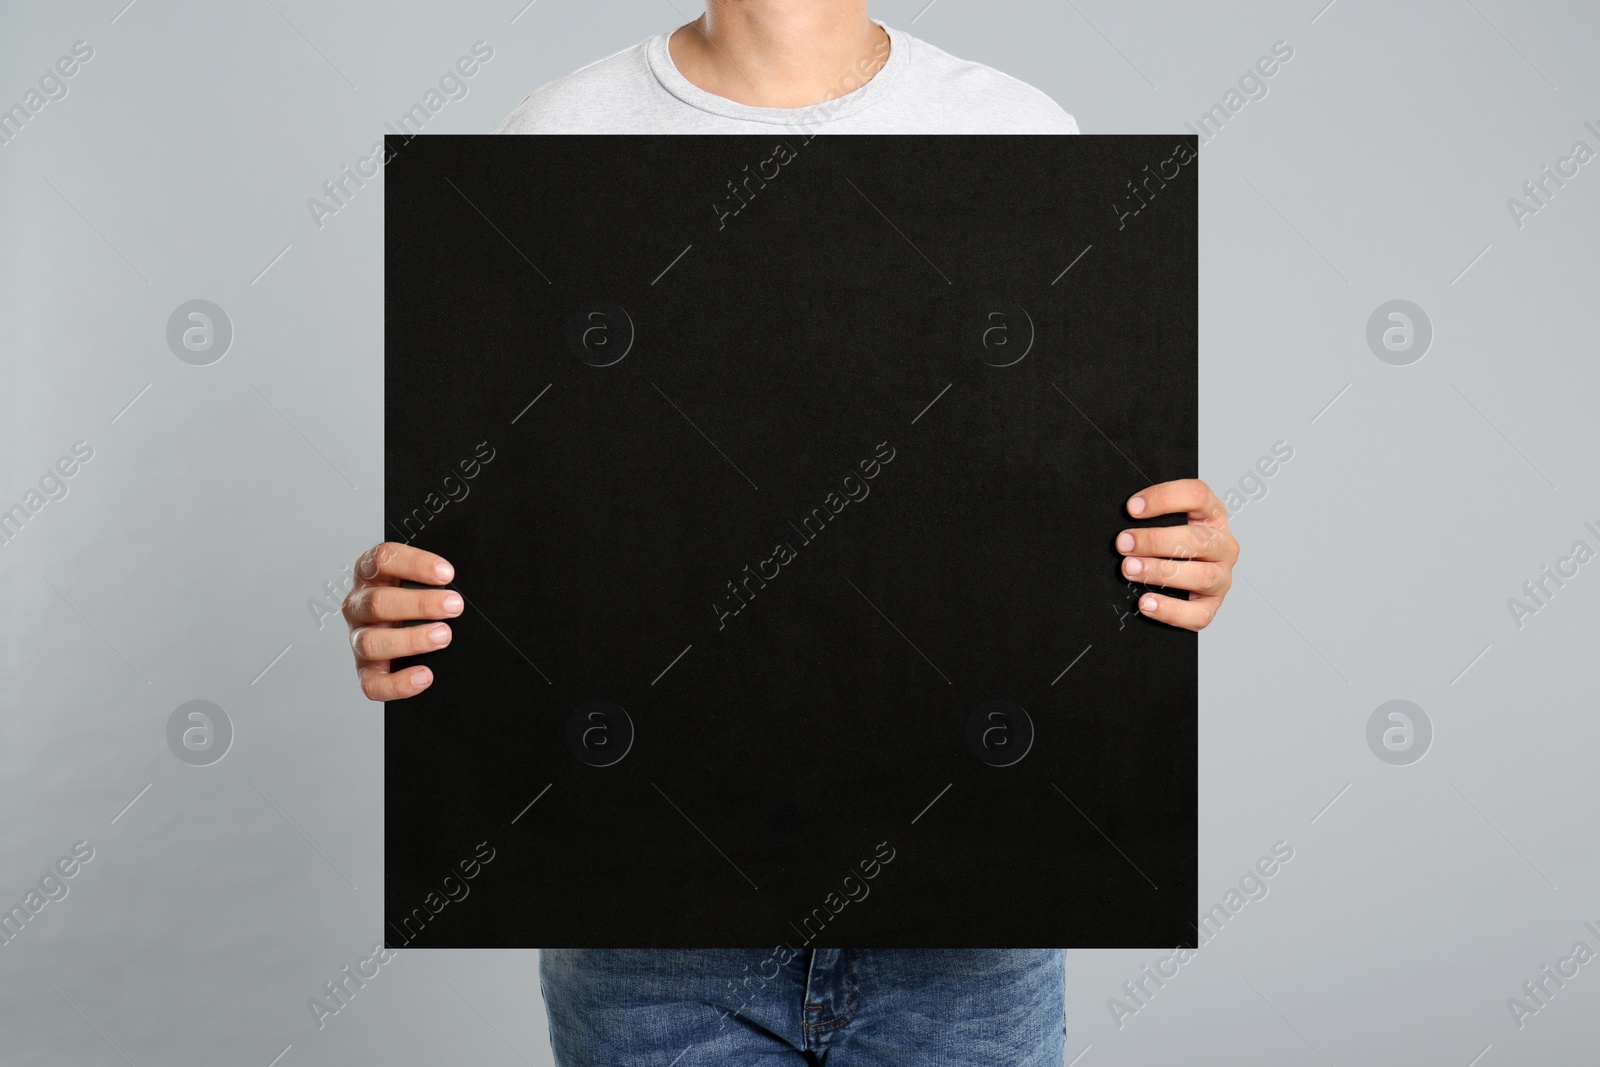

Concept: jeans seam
[[802, 949, 861, 1037]]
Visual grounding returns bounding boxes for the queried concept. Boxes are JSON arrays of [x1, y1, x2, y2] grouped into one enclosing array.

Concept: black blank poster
[[385, 134, 1196, 949]]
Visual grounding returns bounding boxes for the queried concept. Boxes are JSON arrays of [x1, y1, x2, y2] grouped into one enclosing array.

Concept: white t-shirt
[[494, 21, 1078, 135]]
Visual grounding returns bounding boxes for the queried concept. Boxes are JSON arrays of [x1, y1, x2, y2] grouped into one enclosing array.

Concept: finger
[[1136, 591, 1221, 631], [1127, 479, 1226, 525], [1122, 555, 1230, 596], [353, 541, 455, 586], [1116, 523, 1237, 563], [357, 663, 434, 701], [344, 586, 464, 625], [351, 622, 452, 661]]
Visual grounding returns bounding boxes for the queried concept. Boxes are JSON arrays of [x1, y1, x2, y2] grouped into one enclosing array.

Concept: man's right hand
[[342, 542, 460, 701]]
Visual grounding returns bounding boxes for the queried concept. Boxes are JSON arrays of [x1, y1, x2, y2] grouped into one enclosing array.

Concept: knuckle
[[356, 543, 386, 581], [1206, 563, 1228, 595], [347, 587, 375, 620]]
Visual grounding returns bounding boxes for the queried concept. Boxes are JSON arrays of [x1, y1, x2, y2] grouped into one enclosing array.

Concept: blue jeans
[[541, 948, 1066, 1065]]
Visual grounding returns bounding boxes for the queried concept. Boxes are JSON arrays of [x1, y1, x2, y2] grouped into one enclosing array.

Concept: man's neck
[[668, 1, 890, 108]]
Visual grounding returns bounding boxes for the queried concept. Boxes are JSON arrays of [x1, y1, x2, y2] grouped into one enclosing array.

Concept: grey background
[[2, 0, 1596, 1063]]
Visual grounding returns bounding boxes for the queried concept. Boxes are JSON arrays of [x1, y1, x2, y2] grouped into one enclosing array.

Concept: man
[[348, 3, 1238, 1062]]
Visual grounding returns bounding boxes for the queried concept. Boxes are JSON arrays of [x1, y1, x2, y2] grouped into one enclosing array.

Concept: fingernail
[[412, 667, 433, 687], [1128, 496, 1146, 516], [1116, 532, 1135, 553], [1124, 557, 1144, 576], [429, 624, 451, 646], [435, 561, 454, 582], [442, 593, 464, 616], [1140, 596, 1158, 613]]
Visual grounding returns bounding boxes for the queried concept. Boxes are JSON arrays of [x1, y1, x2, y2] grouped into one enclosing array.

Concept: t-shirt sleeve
[[901, 49, 1080, 134], [990, 75, 1080, 134], [492, 44, 658, 134], [492, 90, 541, 134]]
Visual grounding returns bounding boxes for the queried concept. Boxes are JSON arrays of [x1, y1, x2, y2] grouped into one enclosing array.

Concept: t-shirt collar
[[645, 19, 907, 126]]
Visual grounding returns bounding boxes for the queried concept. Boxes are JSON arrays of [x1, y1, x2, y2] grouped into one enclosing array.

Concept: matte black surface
[[385, 134, 1197, 948]]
